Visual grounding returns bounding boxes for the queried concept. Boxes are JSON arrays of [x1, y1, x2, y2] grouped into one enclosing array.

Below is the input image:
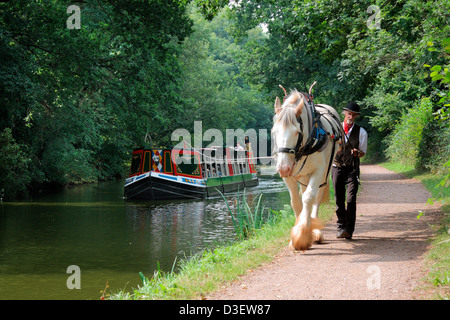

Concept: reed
[[218, 188, 275, 239]]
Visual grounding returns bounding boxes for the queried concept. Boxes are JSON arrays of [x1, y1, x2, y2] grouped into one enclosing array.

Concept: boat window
[[164, 151, 173, 173], [143, 151, 151, 172], [130, 152, 142, 175]]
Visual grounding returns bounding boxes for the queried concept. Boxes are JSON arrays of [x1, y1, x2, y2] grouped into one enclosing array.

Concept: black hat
[[344, 102, 361, 114]]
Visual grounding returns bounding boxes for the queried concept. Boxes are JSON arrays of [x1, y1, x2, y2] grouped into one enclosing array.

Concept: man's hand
[[351, 148, 365, 158]]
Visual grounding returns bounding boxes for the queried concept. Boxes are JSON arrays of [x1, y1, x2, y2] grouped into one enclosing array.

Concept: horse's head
[[272, 91, 305, 177]]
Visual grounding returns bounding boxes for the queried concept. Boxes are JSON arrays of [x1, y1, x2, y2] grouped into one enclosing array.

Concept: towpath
[[208, 164, 442, 300]]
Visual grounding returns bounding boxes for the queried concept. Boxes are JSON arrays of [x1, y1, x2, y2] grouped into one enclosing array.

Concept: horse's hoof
[[289, 241, 308, 252], [290, 225, 313, 251], [313, 229, 324, 243]]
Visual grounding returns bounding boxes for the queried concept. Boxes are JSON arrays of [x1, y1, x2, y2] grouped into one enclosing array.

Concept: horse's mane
[[272, 90, 305, 131]]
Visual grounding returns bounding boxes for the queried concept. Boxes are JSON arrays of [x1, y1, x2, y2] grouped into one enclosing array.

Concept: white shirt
[[343, 123, 368, 154]]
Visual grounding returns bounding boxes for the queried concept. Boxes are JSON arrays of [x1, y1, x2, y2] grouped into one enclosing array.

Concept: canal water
[[0, 177, 290, 300]]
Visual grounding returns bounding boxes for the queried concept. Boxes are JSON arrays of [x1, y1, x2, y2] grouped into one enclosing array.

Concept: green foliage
[[231, 0, 449, 174], [1, 0, 448, 200], [422, 37, 450, 203], [0, 1, 191, 196], [0, 1, 267, 198], [0, 128, 31, 200], [423, 37, 450, 122], [417, 121, 450, 174], [386, 98, 433, 167], [194, 0, 229, 21], [179, 7, 272, 137]]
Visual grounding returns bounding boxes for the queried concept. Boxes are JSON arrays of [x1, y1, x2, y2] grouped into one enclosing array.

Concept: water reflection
[[124, 199, 237, 272], [0, 178, 289, 300]]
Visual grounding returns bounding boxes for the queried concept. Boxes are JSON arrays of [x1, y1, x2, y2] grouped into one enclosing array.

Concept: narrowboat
[[124, 146, 259, 200]]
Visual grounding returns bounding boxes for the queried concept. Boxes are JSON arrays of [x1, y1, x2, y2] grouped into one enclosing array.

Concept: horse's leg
[[283, 177, 302, 218], [311, 183, 328, 243], [284, 176, 304, 250], [290, 174, 323, 250], [310, 147, 334, 244]]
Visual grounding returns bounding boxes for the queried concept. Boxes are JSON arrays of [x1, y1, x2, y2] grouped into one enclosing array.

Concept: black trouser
[[331, 165, 359, 235]]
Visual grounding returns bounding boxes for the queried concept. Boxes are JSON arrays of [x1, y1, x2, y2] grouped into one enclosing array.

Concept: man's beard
[[345, 119, 354, 125]]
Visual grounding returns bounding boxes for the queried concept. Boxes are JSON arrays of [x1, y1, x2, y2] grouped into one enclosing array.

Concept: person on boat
[[331, 102, 368, 240]]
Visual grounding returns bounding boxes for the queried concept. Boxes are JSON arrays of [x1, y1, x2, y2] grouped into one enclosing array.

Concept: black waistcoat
[[334, 124, 360, 169]]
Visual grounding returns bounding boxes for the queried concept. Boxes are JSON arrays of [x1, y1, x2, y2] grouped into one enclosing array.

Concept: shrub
[[417, 120, 450, 173], [0, 128, 31, 199], [386, 98, 433, 167]]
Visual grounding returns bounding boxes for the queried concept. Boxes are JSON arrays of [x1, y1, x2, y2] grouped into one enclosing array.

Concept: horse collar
[[294, 97, 317, 160]]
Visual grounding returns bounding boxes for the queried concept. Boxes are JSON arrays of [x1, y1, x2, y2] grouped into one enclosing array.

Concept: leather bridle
[[274, 92, 313, 162]]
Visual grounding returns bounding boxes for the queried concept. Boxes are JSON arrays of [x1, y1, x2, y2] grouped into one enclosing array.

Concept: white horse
[[272, 89, 342, 250]]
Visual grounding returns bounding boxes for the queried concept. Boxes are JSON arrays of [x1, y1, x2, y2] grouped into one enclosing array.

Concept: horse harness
[[275, 92, 342, 188]]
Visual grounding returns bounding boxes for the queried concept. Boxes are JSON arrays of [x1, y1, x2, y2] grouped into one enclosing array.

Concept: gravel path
[[208, 164, 442, 300]]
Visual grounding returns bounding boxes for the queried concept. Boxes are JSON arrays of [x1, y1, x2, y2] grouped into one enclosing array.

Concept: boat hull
[[124, 172, 258, 200]]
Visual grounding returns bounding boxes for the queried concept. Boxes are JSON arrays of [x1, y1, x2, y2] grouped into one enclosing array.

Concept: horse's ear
[[274, 97, 282, 114], [295, 98, 304, 118]]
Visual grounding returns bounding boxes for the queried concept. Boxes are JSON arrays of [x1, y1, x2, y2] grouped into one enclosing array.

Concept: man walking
[[332, 102, 368, 239]]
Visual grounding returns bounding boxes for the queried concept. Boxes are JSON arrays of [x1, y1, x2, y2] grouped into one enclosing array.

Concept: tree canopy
[[0, 0, 448, 199], [230, 0, 449, 170]]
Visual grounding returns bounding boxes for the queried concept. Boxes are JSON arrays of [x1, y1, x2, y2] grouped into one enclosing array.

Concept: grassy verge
[[380, 161, 449, 299], [109, 198, 335, 300]]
